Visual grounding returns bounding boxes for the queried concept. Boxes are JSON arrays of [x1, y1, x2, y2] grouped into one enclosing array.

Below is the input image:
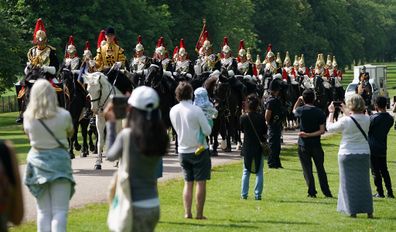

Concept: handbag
[[247, 114, 270, 157], [350, 116, 368, 141], [38, 119, 68, 150], [107, 129, 133, 232]]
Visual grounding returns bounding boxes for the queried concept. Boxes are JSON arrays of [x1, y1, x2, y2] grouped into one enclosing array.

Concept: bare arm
[[265, 109, 272, 124], [299, 124, 325, 138]]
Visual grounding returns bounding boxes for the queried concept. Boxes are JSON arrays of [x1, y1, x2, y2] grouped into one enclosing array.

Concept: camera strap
[[350, 116, 368, 141]]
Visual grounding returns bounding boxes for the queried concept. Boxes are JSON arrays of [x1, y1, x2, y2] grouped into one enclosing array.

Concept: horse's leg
[[80, 117, 89, 157], [210, 118, 220, 156], [225, 119, 232, 152], [94, 114, 105, 170]]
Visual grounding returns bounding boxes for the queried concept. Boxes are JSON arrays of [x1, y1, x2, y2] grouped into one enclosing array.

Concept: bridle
[[90, 74, 115, 112]]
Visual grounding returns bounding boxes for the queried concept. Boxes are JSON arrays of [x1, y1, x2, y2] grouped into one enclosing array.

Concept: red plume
[[173, 46, 179, 58], [253, 64, 258, 77], [267, 44, 272, 53], [179, 38, 185, 49], [33, 18, 46, 43], [239, 40, 245, 51], [68, 35, 75, 45], [223, 37, 229, 46], [282, 69, 288, 80], [137, 35, 142, 44], [84, 41, 90, 50], [97, 30, 106, 48], [156, 36, 164, 48]]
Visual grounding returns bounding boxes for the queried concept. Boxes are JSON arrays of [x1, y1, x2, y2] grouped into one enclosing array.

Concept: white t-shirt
[[170, 100, 212, 154], [24, 108, 73, 149], [326, 114, 370, 155]]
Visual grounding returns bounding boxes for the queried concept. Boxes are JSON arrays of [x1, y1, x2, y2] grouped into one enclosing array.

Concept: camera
[[111, 95, 129, 119], [333, 101, 342, 108]]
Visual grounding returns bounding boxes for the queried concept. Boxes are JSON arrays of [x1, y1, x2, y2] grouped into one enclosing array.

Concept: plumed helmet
[[275, 52, 282, 66], [283, 51, 291, 66], [222, 37, 231, 54], [246, 48, 252, 61], [178, 38, 187, 56], [255, 54, 261, 66], [135, 35, 144, 52], [293, 55, 299, 67], [172, 46, 179, 60], [299, 54, 305, 66], [238, 40, 246, 57], [326, 54, 332, 67], [33, 18, 47, 43], [97, 30, 106, 48], [66, 35, 77, 55], [265, 44, 274, 59], [202, 31, 211, 50], [155, 36, 166, 56], [332, 56, 338, 67], [83, 41, 92, 58]]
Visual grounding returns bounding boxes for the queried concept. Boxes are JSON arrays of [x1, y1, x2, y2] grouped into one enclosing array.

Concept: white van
[[345, 65, 390, 108]]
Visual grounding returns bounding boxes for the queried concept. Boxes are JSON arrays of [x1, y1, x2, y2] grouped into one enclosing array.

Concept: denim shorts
[[179, 149, 211, 181]]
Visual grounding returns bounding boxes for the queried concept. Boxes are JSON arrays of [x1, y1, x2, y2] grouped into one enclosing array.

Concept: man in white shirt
[[170, 82, 212, 220]]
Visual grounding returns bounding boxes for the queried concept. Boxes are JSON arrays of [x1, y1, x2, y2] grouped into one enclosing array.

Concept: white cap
[[128, 86, 159, 111]]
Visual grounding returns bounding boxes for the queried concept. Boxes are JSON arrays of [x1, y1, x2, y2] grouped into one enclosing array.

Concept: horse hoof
[[89, 144, 95, 152], [70, 153, 75, 159], [94, 164, 101, 170], [81, 151, 88, 158], [74, 143, 82, 151]]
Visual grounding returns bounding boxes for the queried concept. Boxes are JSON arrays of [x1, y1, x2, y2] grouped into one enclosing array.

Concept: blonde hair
[[24, 79, 59, 120], [346, 94, 365, 113]]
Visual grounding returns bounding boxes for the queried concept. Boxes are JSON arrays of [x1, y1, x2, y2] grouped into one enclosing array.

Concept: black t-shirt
[[266, 96, 282, 128], [294, 105, 326, 146], [369, 112, 394, 156]]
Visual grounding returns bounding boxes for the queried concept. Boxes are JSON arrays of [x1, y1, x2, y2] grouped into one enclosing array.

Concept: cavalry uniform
[[94, 27, 126, 72], [194, 31, 221, 75], [236, 40, 253, 77], [332, 56, 343, 87], [129, 35, 151, 73], [264, 44, 277, 77], [153, 36, 172, 72], [62, 35, 81, 71], [173, 39, 194, 79], [220, 37, 237, 74]]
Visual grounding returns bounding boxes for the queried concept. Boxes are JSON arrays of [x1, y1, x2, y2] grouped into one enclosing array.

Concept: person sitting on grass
[[368, 96, 394, 198]]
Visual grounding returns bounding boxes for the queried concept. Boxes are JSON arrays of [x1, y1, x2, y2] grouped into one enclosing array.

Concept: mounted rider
[[153, 36, 172, 72], [283, 52, 298, 86], [194, 31, 221, 76], [94, 27, 126, 72], [16, 18, 61, 124], [263, 44, 277, 77], [254, 54, 264, 82], [220, 37, 237, 75], [332, 56, 343, 87], [236, 40, 254, 77], [172, 38, 194, 80], [62, 35, 81, 73], [129, 35, 151, 74]]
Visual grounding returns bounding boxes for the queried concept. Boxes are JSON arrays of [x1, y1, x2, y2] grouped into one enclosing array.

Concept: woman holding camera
[[327, 94, 373, 218], [105, 86, 169, 232]]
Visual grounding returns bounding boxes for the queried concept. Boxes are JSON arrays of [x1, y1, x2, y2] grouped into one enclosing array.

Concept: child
[[369, 96, 394, 198], [193, 87, 218, 155]]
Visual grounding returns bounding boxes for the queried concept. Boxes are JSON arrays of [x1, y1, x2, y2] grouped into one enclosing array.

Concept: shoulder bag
[[247, 114, 270, 157], [38, 119, 68, 150], [350, 116, 368, 141], [107, 129, 133, 232]]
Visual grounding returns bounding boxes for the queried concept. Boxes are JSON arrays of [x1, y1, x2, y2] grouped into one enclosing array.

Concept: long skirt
[[337, 154, 373, 215]]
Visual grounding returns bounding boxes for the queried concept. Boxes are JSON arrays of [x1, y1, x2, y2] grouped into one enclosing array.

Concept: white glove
[[186, 73, 192, 79], [115, 61, 122, 69], [42, 65, 56, 75], [227, 70, 235, 77], [88, 60, 96, 68]]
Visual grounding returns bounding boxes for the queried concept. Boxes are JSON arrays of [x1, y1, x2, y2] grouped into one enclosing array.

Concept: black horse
[[104, 67, 134, 95], [313, 75, 329, 115], [59, 65, 90, 158]]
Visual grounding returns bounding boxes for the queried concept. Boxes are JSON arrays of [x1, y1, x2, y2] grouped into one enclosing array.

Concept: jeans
[[36, 179, 71, 232], [241, 157, 264, 199]]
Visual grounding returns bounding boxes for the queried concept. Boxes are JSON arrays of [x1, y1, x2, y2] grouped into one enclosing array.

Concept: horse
[[59, 65, 89, 159], [83, 70, 123, 169], [313, 75, 329, 115], [282, 75, 300, 130], [329, 76, 345, 120]]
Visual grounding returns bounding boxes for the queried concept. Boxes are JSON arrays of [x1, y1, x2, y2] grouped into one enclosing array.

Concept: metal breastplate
[[132, 56, 146, 72], [237, 61, 249, 74], [175, 60, 190, 73], [29, 47, 51, 67]]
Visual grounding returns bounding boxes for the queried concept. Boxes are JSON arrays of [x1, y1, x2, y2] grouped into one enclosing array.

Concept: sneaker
[[241, 196, 247, 200], [255, 196, 262, 200], [373, 193, 385, 198]]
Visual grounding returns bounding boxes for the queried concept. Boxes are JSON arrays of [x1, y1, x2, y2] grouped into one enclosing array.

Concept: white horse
[[83, 71, 123, 169]]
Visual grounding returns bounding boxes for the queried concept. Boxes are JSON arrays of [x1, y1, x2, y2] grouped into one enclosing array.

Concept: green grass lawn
[[10, 130, 396, 231]]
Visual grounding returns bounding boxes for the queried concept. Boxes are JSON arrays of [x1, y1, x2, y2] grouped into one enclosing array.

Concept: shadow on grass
[[73, 169, 115, 177], [282, 168, 338, 175], [159, 221, 258, 229], [274, 199, 335, 205], [227, 219, 318, 225]]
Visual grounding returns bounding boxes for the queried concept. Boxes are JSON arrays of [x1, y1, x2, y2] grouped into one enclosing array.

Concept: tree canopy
[[0, 0, 395, 93]]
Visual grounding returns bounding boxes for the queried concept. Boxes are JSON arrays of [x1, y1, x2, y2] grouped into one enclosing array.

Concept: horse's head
[[145, 63, 162, 88], [25, 66, 46, 86], [83, 72, 104, 114]]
